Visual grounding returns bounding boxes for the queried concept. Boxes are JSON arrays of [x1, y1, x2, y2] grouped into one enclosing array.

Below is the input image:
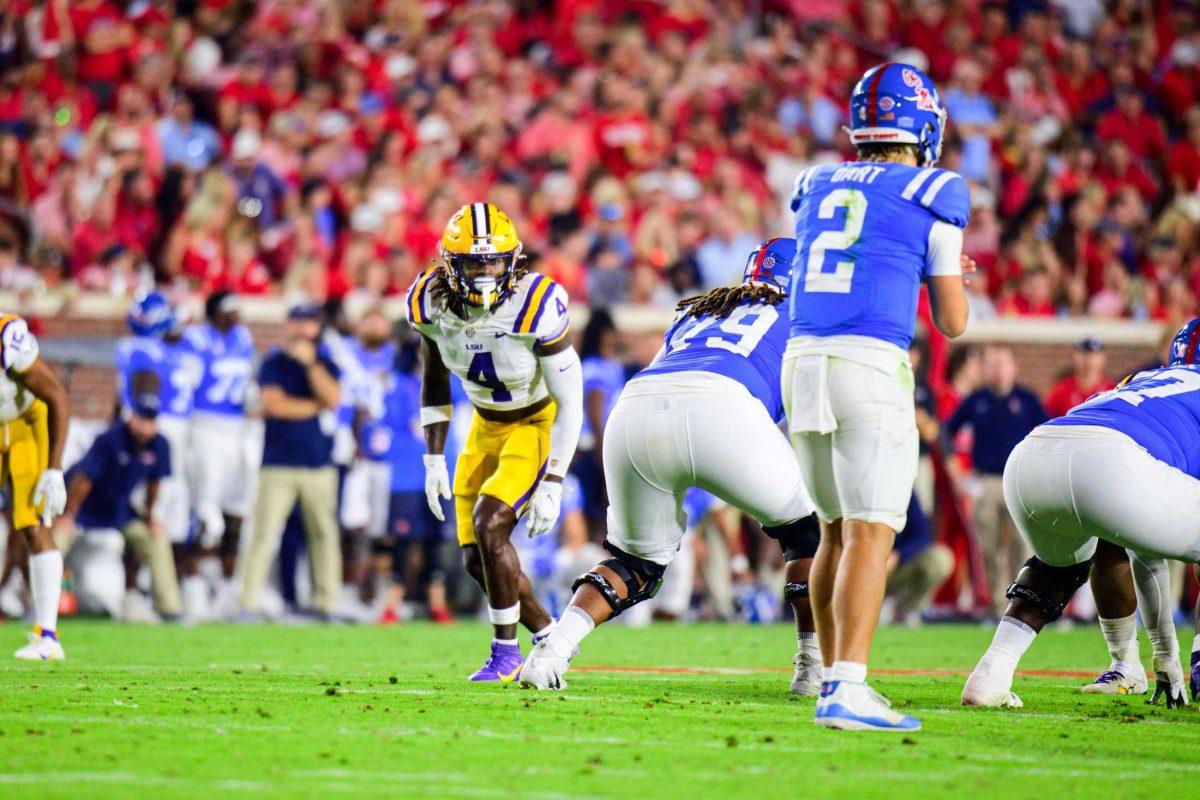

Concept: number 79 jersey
[[788, 161, 970, 350], [638, 301, 788, 422], [1044, 364, 1200, 479], [405, 270, 571, 412]]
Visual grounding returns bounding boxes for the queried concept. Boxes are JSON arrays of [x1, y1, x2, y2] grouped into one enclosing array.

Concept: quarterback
[[406, 203, 583, 681], [0, 314, 70, 659]]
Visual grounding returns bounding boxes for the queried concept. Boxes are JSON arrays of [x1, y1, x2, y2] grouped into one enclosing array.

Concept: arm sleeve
[[538, 346, 583, 479], [924, 221, 964, 278], [531, 282, 571, 346], [77, 436, 111, 482]]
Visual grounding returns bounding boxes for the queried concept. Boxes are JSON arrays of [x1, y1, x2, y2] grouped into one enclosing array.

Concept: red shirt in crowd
[[1044, 374, 1116, 418], [70, 1, 127, 84]]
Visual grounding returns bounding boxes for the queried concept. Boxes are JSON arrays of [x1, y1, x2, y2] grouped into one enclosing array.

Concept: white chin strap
[[473, 277, 499, 307]]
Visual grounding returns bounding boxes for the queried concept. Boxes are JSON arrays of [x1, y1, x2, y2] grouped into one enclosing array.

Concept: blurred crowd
[[0, 1, 1197, 327]]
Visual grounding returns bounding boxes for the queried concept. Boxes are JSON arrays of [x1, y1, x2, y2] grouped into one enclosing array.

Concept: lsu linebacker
[[116, 292, 196, 546], [784, 63, 971, 730], [962, 319, 1200, 709], [407, 203, 583, 681], [0, 314, 70, 659], [521, 238, 821, 692]]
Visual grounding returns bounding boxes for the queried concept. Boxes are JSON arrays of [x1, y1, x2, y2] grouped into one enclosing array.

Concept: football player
[[116, 292, 195, 548], [961, 320, 1200, 709], [180, 291, 255, 598], [784, 63, 971, 730], [0, 314, 70, 659], [520, 238, 820, 692], [407, 203, 583, 682]]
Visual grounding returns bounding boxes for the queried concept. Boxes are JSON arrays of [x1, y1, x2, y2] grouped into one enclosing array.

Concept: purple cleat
[[1190, 650, 1200, 702], [469, 641, 524, 683]]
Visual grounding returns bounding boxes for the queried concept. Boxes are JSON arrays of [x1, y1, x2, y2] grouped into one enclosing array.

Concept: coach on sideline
[[239, 302, 343, 618]]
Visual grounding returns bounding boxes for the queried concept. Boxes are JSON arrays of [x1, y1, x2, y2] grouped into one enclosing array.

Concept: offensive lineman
[[961, 318, 1200, 709], [785, 63, 971, 730], [407, 203, 583, 681], [521, 238, 821, 692], [0, 314, 69, 659]]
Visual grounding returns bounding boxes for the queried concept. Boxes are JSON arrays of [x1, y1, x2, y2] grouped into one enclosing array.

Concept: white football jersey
[[0, 314, 39, 422], [405, 271, 571, 411]]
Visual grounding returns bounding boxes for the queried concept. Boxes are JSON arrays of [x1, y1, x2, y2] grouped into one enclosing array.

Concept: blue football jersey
[[181, 323, 255, 417], [788, 161, 970, 349], [1044, 365, 1200, 479], [115, 335, 194, 418], [354, 341, 397, 462], [638, 299, 788, 422]]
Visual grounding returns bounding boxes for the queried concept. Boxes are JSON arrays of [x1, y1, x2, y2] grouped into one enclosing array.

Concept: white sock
[[985, 616, 1036, 673], [822, 665, 834, 682], [553, 606, 595, 651], [1192, 634, 1200, 655], [831, 660, 867, 684], [29, 551, 63, 636], [1098, 613, 1140, 674], [797, 632, 820, 659], [493, 638, 518, 647], [1129, 555, 1179, 662]]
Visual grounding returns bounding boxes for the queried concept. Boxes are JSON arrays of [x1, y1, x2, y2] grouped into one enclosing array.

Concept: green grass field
[[0, 620, 1196, 799]]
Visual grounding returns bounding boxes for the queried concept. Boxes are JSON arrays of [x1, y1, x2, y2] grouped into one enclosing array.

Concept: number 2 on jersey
[[467, 352, 512, 402], [805, 188, 867, 294]]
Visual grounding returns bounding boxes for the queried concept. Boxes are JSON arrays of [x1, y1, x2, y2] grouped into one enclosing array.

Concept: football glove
[[32, 468, 66, 525], [526, 480, 563, 538], [423, 454, 452, 522]]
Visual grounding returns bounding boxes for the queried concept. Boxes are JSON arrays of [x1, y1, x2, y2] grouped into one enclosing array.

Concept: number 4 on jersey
[[467, 352, 512, 402]]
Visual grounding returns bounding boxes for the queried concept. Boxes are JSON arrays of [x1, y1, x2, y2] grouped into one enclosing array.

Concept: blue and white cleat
[[13, 627, 65, 661], [815, 681, 921, 731], [468, 641, 523, 683], [1080, 668, 1147, 696]]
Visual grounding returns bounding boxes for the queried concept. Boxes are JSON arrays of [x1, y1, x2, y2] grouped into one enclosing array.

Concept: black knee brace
[[572, 541, 666, 618], [1004, 556, 1091, 622], [784, 582, 809, 601], [764, 513, 820, 561]]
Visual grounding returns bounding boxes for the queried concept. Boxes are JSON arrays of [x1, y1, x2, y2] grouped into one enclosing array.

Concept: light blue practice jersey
[[181, 323, 255, 417], [1044, 364, 1200, 479], [638, 299, 788, 422], [788, 161, 970, 349], [114, 335, 194, 419]]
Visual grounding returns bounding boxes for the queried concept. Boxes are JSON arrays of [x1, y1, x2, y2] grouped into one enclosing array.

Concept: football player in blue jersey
[[521, 238, 821, 691], [784, 62, 971, 730], [117, 292, 196, 549], [180, 290, 256, 597], [961, 319, 1200, 710]]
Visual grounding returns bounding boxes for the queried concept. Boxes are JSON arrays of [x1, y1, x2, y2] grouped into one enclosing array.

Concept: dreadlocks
[[426, 258, 531, 317], [676, 282, 785, 321]]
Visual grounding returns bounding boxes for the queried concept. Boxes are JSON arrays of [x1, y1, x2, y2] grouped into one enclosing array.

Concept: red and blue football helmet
[[1168, 317, 1200, 366], [742, 237, 796, 292], [126, 290, 174, 338], [848, 62, 947, 167]]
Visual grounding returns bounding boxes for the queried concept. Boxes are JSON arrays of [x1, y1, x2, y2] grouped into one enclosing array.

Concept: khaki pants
[[239, 466, 341, 614], [974, 473, 1029, 614], [886, 542, 954, 618], [122, 521, 182, 616]]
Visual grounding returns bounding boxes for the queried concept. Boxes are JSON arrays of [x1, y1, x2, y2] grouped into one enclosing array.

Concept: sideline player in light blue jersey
[[116, 292, 196, 545], [961, 319, 1200, 711], [180, 290, 255, 568], [522, 239, 820, 691], [784, 62, 971, 731]]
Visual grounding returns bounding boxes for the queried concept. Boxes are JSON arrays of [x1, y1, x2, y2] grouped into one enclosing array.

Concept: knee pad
[[784, 581, 809, 601], [1005, 556, 1091, 623], [764, 513, 820, 561], [571, 541, 666, 618]]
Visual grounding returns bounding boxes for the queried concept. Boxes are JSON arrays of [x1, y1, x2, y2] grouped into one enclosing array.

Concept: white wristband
[[419, 405, 453, 427], [730, 553, 750, 574]]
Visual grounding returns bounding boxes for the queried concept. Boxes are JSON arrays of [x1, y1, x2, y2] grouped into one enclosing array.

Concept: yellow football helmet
[[440, 202, 523, 309]]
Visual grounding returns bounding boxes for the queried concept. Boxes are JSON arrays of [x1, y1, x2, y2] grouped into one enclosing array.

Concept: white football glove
[[32, 468, 66, 525], [526, 479, 563, 538], [422, 454, 452, 522]]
